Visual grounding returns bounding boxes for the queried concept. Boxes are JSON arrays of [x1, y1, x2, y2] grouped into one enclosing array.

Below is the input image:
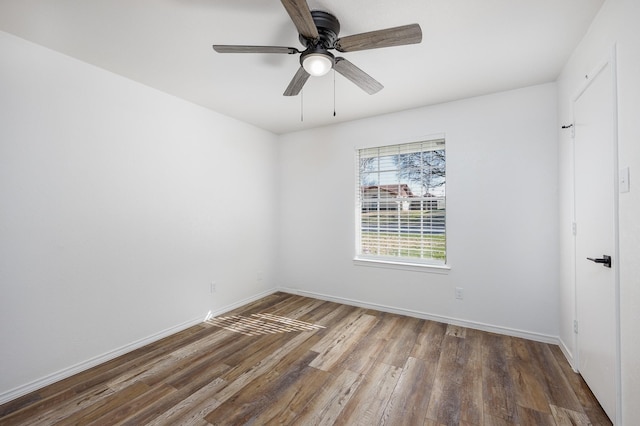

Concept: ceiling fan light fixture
[[302, 52, 334, 77], [212, 1, 422, 96]]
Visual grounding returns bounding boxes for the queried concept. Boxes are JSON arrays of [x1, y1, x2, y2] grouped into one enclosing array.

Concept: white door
[[574, 59, 618, 422]]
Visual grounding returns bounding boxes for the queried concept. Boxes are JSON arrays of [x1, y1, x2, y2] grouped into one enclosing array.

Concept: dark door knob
[[587, 255, 612, 268]]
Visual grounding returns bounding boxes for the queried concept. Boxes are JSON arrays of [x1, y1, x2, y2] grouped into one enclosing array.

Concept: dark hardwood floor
[[0, 292, 611, 425]]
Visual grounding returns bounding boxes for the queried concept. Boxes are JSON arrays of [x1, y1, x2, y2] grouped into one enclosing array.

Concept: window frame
[[354, 136, 449, 273]]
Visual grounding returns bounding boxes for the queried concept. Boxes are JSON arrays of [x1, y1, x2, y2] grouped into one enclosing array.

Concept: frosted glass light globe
[[302, 54, 333, 76]]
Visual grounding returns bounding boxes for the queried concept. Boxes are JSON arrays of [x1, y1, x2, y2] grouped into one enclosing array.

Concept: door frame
[[571, 45, 621, 423]]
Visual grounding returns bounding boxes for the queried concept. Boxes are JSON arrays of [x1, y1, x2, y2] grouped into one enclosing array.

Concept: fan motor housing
[[299, 10, 340, 49]]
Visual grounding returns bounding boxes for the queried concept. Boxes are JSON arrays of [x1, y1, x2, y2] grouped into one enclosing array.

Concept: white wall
[[277, 83, 559, 340], [0, 31, 279, 400], [557, 0, 640, 422]]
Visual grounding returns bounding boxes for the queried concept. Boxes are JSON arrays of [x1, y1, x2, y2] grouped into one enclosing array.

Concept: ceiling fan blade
[[212, 45, 299, 54], [283, 67, 311, 96], [334, 57, 383, 95], [335, 23, 422, 52], [280, 0, 319, 40]]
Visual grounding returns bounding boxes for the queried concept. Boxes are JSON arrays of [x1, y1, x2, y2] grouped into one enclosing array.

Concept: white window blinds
[[356, 138, 446, 264]]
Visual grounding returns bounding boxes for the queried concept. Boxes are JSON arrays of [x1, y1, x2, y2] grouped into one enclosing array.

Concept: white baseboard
[[0, 288, 277, 406], [278, 287, 560, 346], [207, 288, 278, 319], [558, 337, 577, 372], [1, 287, 561, 406], [0, 316, 202, 406]]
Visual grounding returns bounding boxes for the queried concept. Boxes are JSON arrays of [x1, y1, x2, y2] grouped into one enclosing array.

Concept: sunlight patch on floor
[[205, 313, 325, 336]]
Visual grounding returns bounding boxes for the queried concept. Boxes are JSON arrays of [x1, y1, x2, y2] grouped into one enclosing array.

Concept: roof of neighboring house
[[362, 184, 414, 197]]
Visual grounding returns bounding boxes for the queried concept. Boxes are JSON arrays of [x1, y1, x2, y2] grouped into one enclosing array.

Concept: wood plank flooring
[[0, 292, 611, 425]]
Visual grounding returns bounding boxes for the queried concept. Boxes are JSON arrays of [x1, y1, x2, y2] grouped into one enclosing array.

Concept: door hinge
[[572, 222, 577, 236], [574, 320, 579, 334]]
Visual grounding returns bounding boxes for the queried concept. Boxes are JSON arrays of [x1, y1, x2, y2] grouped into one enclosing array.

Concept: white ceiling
[[0, 0, 603, 134]]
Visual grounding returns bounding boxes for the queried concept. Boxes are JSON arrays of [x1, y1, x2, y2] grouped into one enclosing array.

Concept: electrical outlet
[[210, 281, 217, 293], [455, 287, 464, 300]]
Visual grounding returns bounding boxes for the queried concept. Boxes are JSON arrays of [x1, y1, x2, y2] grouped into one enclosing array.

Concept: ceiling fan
[[212, 0, 422, 96]]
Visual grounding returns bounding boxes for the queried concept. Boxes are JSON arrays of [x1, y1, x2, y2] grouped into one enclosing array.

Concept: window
[[356, 138, 446, 266]]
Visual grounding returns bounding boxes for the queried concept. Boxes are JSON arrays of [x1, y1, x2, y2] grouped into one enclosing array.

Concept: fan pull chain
[[333, 70, 336, 117]]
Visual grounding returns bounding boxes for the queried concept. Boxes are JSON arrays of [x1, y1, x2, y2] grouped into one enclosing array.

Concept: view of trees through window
[[357, 139, 446, 264]]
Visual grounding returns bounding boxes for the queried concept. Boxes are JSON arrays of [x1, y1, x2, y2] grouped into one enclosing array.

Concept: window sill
[[353, 257, 451, 274]]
